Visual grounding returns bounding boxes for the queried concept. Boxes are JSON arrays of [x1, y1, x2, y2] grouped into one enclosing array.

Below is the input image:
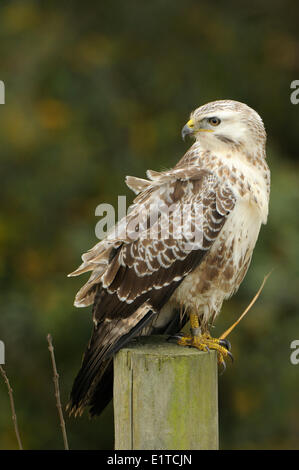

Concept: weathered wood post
[[113, 335, 218, 450]]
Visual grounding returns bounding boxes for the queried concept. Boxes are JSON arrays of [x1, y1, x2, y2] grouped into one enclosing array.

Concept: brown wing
[[68, 168, 236, 416]]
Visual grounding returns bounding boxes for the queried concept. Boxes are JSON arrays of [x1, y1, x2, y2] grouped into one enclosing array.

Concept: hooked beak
[[182, 119, 215, 140], [181, 119, 195, 141]]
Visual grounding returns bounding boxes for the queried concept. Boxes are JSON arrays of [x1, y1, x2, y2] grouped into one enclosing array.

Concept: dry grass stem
[[0, 365, 23, 450], [47, 334, 69, 450], [220, 271, 272, 340]]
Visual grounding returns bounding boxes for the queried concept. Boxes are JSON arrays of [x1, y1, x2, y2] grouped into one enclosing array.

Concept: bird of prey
[[68, 99, 270, 417]]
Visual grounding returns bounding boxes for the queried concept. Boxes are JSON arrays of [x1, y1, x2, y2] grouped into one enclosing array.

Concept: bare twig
[[0, 365, 23, 450], [47, 334, 69, 450], [220, 271, 272, 340]]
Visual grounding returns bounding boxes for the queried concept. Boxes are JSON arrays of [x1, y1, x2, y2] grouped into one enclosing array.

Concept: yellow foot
[[177, 332, 233, 372]]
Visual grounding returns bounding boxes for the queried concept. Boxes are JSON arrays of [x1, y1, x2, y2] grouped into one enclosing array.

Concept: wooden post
[[114, 335, 218, 450]]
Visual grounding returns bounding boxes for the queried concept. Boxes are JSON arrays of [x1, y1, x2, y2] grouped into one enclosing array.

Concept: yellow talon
[[177, 313, 233, 371]]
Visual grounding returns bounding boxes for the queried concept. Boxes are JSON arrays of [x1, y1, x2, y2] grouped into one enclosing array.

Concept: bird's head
[[182, 100, 266, 153]]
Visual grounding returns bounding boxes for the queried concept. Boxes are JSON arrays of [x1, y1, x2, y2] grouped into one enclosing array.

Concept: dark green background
[[0, 0, 298, 449]]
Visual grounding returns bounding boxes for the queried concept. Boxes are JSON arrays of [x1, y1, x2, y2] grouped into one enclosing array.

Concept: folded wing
[[68, 167, 236, 416]]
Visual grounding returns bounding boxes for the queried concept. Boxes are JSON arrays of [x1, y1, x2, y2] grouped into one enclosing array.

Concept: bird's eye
[[208, 117, 221, 126]]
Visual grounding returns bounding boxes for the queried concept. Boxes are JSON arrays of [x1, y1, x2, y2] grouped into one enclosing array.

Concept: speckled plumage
[[68, 100, 270, 416]]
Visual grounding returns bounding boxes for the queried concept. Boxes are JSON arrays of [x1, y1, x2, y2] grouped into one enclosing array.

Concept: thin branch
[[220, 270, 273, 340], [0, 365, 23, 450], [47, 334, 69, 450]]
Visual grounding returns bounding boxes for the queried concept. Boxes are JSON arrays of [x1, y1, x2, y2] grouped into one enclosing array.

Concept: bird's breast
[[170, 195, 264, 319]]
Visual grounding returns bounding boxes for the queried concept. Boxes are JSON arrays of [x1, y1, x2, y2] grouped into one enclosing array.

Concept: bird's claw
[[176, 332, 234, 372], [219, 338, 231, 351]]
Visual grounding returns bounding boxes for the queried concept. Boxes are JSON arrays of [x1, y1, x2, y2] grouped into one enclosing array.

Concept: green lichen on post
[[114, 335, 218, 450]]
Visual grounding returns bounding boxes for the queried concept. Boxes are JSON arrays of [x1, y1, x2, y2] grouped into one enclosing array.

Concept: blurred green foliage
[[0, 0, 299, 450]]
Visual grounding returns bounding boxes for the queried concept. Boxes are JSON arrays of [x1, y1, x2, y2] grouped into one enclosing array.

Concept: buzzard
[[68, 100, 270, 417]]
